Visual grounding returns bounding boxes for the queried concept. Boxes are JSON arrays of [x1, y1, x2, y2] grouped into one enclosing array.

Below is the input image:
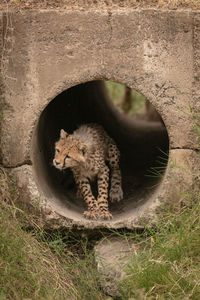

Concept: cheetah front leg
[[108, 143, 123, 202], [97, 165, 113, 220], [73, 174, 99, 220]]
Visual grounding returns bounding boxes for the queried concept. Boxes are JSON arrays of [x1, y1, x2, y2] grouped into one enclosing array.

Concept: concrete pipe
[[0, 9, 199, 228]]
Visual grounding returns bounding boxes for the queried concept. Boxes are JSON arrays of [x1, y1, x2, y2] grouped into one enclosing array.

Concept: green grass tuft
[[119, 191, 200, 299], [0, 170, 105, 300]]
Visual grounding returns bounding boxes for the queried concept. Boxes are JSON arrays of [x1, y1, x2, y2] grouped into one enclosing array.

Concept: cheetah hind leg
[[109, 168, 123, 202], [108, 143, 123, 202], [97, 165, 113, 220]]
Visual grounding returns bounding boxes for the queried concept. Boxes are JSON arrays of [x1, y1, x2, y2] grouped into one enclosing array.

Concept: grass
[[0, 202, 106, 300], [119, 190, 200, 299], [0, 170, 105, 300], [0, 204, 73, 299]]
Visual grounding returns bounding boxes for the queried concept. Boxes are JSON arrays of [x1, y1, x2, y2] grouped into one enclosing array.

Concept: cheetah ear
[[80, 144, 87, 156], [60, 129, 68, 139]]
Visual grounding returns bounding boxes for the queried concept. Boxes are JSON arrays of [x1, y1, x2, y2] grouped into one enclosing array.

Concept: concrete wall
[[0, 9, 199, 229]]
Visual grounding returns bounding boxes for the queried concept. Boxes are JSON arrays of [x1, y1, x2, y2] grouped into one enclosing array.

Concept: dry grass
[[119, 190, 200, 299], [0, 168, 105, 300], [0, 169, 74, 299]]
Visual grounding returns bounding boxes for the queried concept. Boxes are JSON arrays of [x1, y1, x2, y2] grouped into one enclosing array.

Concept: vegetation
[[119, 189, 200, 299], [106, 81, 147, 117], [0, 170, 105, 300]]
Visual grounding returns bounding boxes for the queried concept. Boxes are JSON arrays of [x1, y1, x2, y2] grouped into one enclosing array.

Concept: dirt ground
[[0, 0, 200, 10]]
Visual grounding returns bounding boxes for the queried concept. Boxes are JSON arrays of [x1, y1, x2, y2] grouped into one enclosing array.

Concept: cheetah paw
[[83, 210, 100, 220], [99, 211, 113, 220], [109, 186, 123, 202]]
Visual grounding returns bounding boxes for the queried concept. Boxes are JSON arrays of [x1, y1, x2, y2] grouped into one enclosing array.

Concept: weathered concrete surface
[[0, 9, 200, 229], [0, 9, 199, 166]]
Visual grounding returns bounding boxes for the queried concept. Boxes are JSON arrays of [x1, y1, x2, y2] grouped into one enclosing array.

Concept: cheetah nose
[[54, 159, 59, 166]]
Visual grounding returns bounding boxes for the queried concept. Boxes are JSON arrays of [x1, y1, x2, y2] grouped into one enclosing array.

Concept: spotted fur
[[53, 123, 123, 220]]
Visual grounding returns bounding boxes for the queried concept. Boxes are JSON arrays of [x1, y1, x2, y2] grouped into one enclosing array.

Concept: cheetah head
[[53, 129, 87, 170]]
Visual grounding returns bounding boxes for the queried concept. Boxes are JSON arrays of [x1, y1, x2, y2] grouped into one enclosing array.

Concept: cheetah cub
[[53, 123, 123, 220]]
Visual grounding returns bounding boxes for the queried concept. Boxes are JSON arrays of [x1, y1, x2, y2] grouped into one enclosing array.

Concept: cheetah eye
[[65, 154, 71, 159], [55, 148, 60, 153]]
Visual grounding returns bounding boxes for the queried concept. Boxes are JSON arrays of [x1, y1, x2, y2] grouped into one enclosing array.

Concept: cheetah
[[53, 123, 123, 220]]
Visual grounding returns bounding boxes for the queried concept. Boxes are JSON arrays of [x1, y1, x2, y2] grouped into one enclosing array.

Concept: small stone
[[94, 236, 133, 297]]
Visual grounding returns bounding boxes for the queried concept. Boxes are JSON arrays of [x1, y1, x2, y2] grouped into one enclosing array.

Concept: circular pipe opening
[[33, 80, 169, 224]]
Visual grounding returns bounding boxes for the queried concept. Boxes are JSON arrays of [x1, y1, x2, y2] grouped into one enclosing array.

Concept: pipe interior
[[33, 80, 169, 221]]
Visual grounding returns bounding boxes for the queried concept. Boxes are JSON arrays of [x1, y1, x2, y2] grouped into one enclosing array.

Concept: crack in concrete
[[0, 160, 32, 169], [101, 9, 113, 76], [107, 9, 113, 44], [171, 147, 199, 151]]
